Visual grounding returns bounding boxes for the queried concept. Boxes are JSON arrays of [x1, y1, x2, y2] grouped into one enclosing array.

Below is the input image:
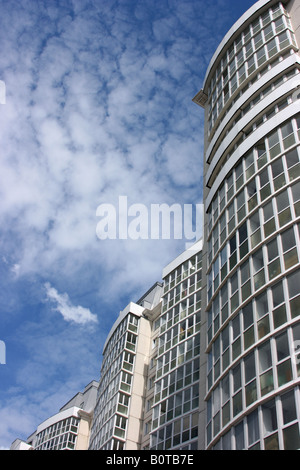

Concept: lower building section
[[148, 240, 203, 451], [209, 385, 300, 450], [88, 284, 164, 450], [88, 241, 203, 451], [10, 381, 99, 450]]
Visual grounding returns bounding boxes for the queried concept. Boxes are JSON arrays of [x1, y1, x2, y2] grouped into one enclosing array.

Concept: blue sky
[[0, 0, 257, 448]]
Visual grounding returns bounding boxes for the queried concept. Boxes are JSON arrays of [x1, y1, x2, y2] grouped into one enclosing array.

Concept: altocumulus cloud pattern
[[0, 0, 256, 449]]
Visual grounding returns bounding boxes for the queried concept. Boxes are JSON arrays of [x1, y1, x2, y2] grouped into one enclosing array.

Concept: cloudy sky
[[0, 0, 257, 449]]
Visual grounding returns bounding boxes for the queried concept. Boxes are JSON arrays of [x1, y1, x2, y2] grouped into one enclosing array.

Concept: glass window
[[254, 32, 263, 49], [260, 368, 274, 396], [244, 351, 256, 384], [267, 38, 277, 57], [283, 424, 300, 450], [263, 23, 273, 41], [241, 261, 250, 285], [263, 200, 273, 221], [274, 16, 285, 33], [262, 399, 277, 436], [268, 130, 281, 159], [276, 331, 290, 362], [253, 249, 265, 290], [235, 421, 244, 450], [233, 364, 241, 392], [232, 314, 240, 340], [221, 373, 230, 406], [291, 182, 300, 216], [282, 226, 296, 251], [239, 222, 247, 245], [277, 190, 291, 227], [277, 358, 292, 387], [272, 281, 284, 308], [285, 148, 299, 169], [243, 302, 253, 330], [267, 238, 278, 262], [259, 341, 272, 373], [256, 46, 266, 66], [272, 157, 286, 190], [250, 210, 261, 247], [259, 168, 269, 188], [281, 121, 295, 150], [248, 410, 259, 446], [282, 390, 297, 425], [247, 55, 256, 76], [232, 390, 242, 416], [287, 269, 300, 299], [278, 31, 290, 50]]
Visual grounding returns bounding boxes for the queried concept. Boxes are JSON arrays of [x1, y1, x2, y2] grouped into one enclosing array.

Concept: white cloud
[[44, 282, 98, 325], [0, 0, 256, 450]]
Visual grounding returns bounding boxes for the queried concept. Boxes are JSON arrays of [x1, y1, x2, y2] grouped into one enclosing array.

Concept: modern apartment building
[[88, 282, 163, 450], [148, 240, 202, 451], [88, 239, 203, 451], [9, 0, 300, 453], [10, 381, 99, 450], [193, 0, 300, 450]]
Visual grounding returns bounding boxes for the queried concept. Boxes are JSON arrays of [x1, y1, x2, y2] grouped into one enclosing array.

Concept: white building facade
[[88, 284, 163, 450], [10, 381, 98, 450], [194, 0, 300, 450]]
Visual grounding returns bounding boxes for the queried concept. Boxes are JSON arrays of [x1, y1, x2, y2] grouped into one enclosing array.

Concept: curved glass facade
[[198, 0, 300, 450]]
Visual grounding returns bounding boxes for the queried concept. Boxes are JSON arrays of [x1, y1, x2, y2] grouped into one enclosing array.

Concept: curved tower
[[194, 0, 300, 450]]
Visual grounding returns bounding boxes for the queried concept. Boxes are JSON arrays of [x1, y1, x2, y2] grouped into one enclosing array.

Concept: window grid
[[207, 115, 300, 304], [207, 3, 296, 137], [150, 250, 202, 450], [35, 416, 79, 450], [207, 384, 300, 450], [89, 313, 141, 450]]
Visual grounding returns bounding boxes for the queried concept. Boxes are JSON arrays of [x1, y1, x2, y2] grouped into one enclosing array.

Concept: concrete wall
[[126, 316, 152, 450]]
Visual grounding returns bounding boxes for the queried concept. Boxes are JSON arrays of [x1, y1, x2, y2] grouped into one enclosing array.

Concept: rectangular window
[[268, 130, 281, 159], [278, 31, 290, 50], [281, 227, 298, 270], [286, 149, 300, 182], [230, 74, 238, 94], [254, 32, 263, 50], [283, 424, 300, 450], [274, 17, 285, 33], [281, 121, 295, 150], [256, 46, 267, 66], [267, 238, 281, 280], [247, 55, 256, 76], [248, 410, 260, 447], [272, 157, 286, 190], [282, 390, 297, 425], [263, 24, 274, 41], [248, 179, 258, 212], [253, 248, 265, 290], [267, 38, 277, 58], [276, 190, 291, 227]]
